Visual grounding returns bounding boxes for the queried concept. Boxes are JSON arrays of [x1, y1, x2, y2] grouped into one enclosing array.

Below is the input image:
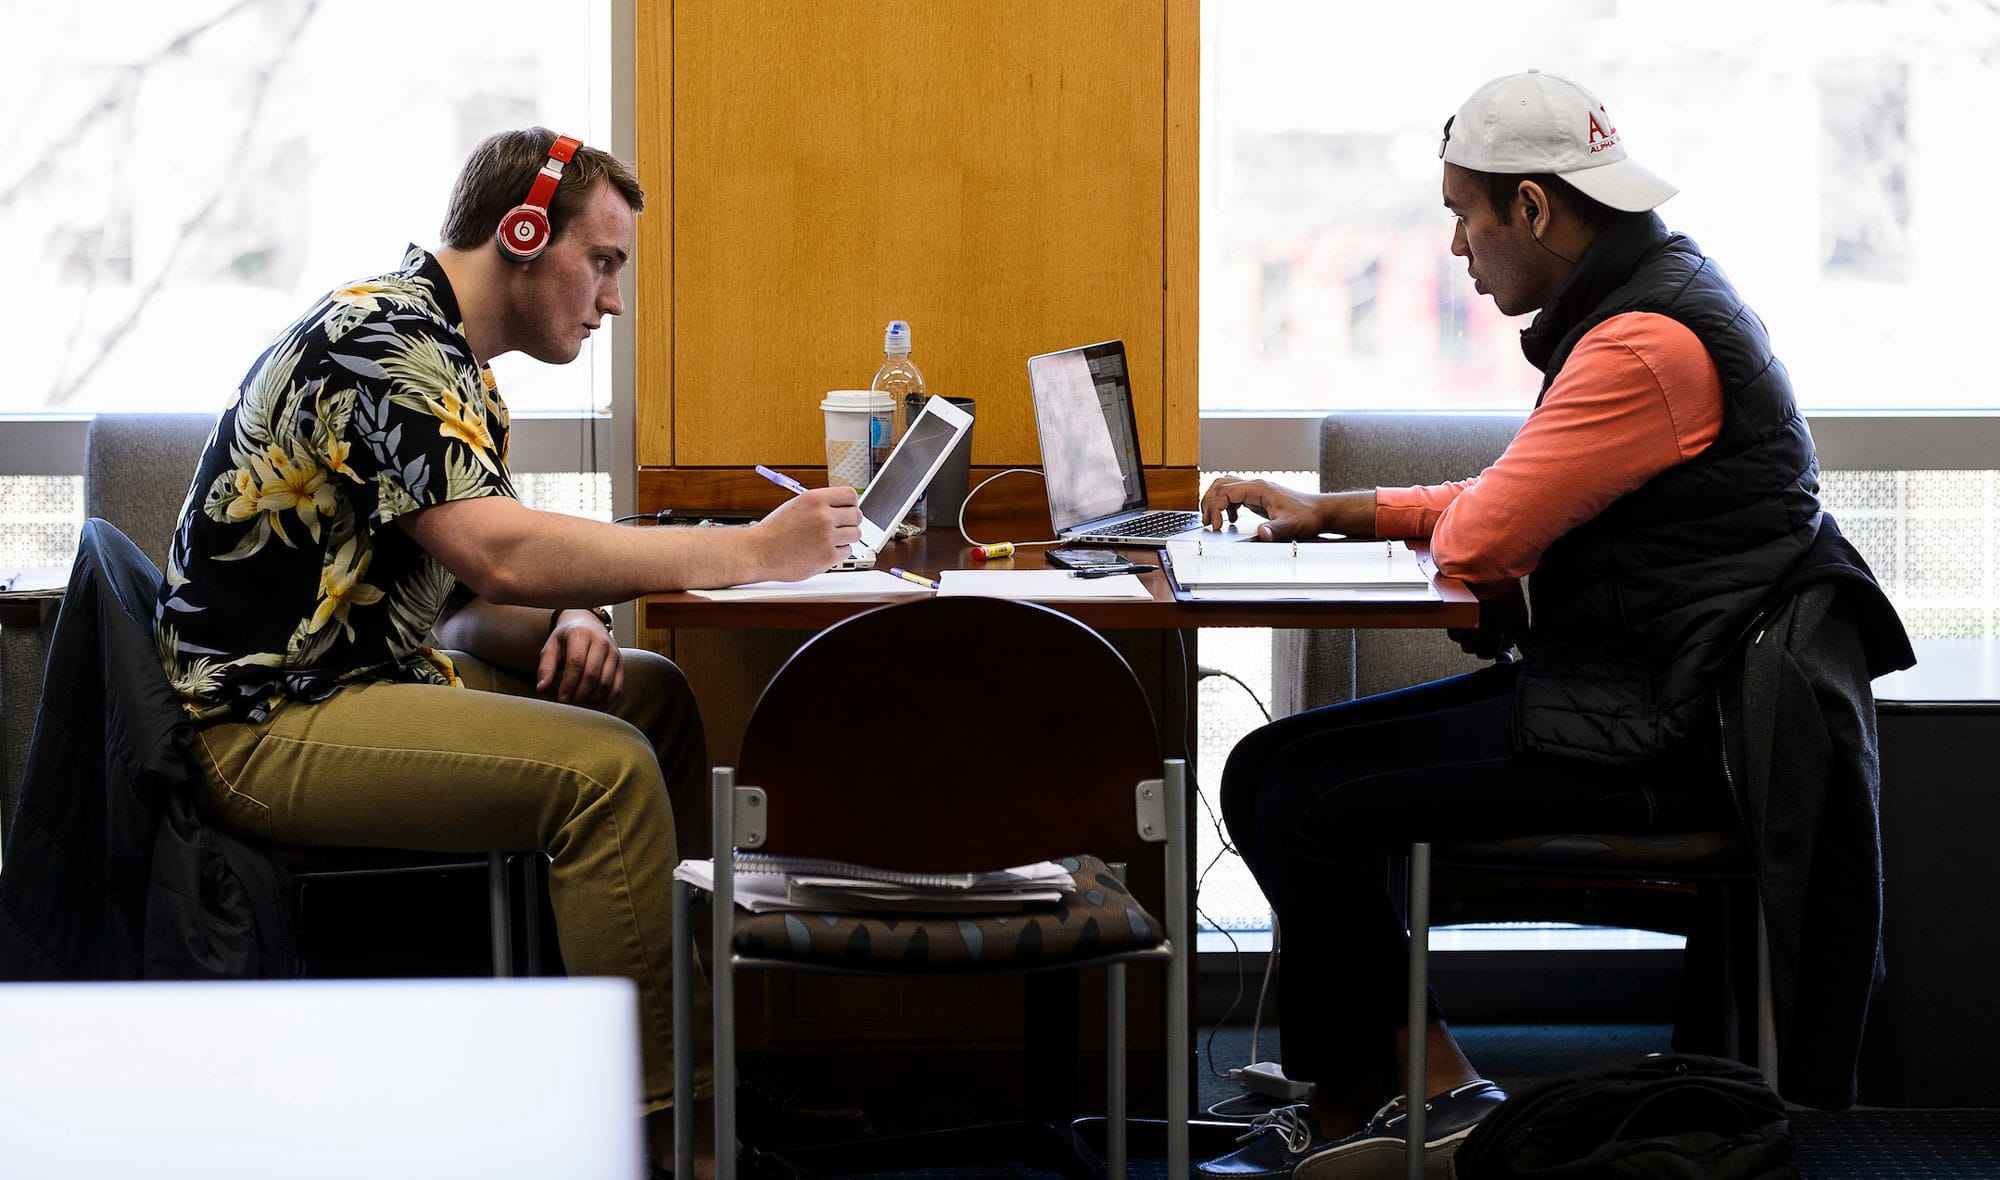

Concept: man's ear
[[1515, 179, 1552, 230]]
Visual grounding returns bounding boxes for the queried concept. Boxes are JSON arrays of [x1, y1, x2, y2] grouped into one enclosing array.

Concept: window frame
[[1198, 412, 2000, 475]]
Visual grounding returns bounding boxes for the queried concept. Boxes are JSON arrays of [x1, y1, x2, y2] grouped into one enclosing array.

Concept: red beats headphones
[[495, 134, 583, 263]]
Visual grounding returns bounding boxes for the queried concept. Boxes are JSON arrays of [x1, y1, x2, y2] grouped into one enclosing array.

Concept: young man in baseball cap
[[1198, 71, 1905, 1177]]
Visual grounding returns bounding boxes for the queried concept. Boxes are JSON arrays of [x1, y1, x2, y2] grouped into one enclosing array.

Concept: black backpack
[[1453, 1053, 1797, 1178]]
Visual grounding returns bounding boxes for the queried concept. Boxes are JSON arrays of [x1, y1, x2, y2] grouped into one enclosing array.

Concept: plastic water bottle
[[871, 319, 929, 532]]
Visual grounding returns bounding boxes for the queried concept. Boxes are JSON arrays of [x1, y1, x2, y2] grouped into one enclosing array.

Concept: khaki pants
[[193, 648, 713, 1115]]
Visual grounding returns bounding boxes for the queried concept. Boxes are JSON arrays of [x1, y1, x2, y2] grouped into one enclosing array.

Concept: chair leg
[[673, 877, 696, 1180], [1163, 760, 1191, 1180], [522, 853, 545, 976], [487, 851, 513, 978], [1756, 906, 1779, 1089], [1405, 842, 1431, 1180], [712, 767, 739, 1180], [1106, 960, 1128, 1180]]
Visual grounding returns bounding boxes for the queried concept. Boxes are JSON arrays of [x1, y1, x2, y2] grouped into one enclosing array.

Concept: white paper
[[935, 569, 1154, 601], [670, 861, 793, 912], [687, 570, 931, 600]]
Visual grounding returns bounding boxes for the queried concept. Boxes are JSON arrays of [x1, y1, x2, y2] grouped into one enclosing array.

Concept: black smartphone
[[1047, 548, 1131, 570]]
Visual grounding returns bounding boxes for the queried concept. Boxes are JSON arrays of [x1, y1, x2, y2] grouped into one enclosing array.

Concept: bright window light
[[1200, 0, 2000, 413], [2, 0, 612, 417]]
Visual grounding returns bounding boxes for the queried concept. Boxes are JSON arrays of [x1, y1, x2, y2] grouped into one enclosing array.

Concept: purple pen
[[754, 464, 808, 496]]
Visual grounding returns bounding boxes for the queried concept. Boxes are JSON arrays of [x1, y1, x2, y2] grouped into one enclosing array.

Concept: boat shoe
[[1294, 1079, 1508, 1180], [1194, 1102, 1334, 1177]]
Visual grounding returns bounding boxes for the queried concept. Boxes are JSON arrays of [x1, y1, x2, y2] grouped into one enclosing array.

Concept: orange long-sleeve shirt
[[1374, 311, 1724, 596]]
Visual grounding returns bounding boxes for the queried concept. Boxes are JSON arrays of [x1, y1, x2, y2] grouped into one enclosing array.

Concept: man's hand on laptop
[[747, 485, 863, 581], [1201, 477, 1376, 541], [1200, 476, 1328, 540]]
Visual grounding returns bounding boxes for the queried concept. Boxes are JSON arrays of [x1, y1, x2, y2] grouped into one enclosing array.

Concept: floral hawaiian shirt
[[156, 245, 513, 723]]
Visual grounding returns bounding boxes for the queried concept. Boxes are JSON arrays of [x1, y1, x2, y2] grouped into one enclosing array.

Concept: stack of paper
[[688, 570, 931, 600], [673, 854, 1075, 914], [935, 569, 1152, 601]]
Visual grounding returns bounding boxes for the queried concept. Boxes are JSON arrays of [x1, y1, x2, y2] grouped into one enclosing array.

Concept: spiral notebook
[[672, 855, 1074, 913], [1162, 539, 1437, 601]]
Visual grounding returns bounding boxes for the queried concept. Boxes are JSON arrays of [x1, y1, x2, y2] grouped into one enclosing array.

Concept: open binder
[[1162, 538, 1438, 602]]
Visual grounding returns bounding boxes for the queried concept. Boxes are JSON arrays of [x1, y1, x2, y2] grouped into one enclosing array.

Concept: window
[[2, 0, 615, 418], [1194, 0, 2000, 951], [1199, 0, 2000, 413]]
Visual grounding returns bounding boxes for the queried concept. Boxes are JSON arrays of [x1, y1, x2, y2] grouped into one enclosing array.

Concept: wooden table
[[641, 525, 1476, 781], [642, 527, 1478, 633]]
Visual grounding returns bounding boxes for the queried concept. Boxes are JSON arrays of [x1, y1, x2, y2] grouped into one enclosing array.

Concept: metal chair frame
[[1399, 837, 1776, 1180]]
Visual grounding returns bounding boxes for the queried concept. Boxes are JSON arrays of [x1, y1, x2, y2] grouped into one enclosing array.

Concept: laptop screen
[[1028, 340, 1147, 532]]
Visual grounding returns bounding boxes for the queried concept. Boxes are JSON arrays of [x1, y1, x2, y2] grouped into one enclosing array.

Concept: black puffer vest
[[1514, 213, 1821, 766]]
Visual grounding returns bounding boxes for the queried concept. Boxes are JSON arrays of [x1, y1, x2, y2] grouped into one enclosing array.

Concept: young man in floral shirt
[[157, 128, 852, 1176]]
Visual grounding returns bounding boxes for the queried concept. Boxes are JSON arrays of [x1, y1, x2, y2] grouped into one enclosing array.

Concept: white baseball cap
[[1440, 70, 1677, 213]]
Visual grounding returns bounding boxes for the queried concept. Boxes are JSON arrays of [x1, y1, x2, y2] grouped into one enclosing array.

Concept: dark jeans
[[1220, 662, 1731, 1099]]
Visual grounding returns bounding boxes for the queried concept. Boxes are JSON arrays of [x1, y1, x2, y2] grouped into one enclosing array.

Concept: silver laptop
[[1028, 339, 1255, 547]]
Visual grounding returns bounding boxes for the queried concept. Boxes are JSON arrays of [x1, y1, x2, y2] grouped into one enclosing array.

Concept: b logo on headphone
[[495, 134, 583, 263]]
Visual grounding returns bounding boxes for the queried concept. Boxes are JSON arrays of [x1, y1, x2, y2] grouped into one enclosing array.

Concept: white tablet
[[851, 395, 975, 556]]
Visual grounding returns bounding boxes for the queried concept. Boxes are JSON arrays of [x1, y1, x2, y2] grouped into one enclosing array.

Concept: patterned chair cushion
[[729, 854, 1164, 972]]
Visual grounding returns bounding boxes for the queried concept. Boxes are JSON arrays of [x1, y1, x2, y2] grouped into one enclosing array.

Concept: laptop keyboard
[[1086, 510, 1201, 540]]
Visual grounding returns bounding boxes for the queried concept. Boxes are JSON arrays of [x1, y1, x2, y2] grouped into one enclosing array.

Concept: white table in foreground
[[0, 978, 643, 1180]]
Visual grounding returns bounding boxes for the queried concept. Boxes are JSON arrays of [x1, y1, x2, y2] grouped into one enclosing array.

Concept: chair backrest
[[83, 413, 219, 569], [1275, 412, 1525, 715], [733, 596, 1161, 874]]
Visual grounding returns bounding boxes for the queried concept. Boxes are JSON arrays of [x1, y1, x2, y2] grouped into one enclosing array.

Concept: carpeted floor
[[809, 1022, 2000, 1177]]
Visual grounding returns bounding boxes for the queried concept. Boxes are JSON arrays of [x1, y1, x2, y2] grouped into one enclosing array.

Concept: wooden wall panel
[[649, 0, 1173, 471], [1164, 0, 1200, 468], [634, 464, 1200, 530]]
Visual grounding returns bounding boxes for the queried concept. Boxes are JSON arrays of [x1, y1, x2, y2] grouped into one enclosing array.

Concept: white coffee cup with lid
[[820, 390, 895, 491]]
